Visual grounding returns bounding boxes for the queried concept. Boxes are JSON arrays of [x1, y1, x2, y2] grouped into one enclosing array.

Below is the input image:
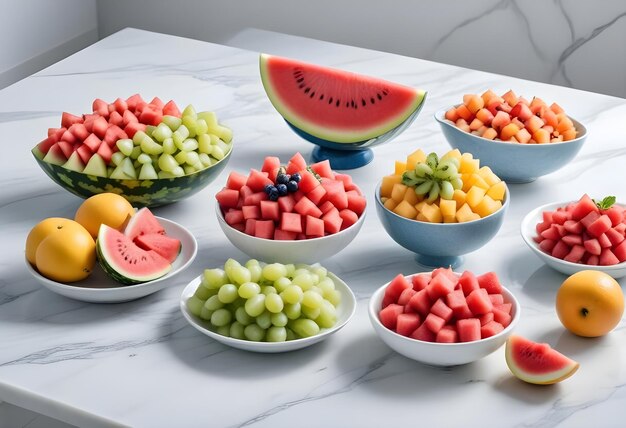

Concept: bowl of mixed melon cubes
[[376, 149, 509, 267]]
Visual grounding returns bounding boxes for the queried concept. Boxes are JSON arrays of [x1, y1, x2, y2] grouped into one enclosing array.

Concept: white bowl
[[180, 271, 356, 353], [368, 272, 520, 366], [215, 203, 365, 264], [26, 217, 198, 303], [521, 201, 626, 278]]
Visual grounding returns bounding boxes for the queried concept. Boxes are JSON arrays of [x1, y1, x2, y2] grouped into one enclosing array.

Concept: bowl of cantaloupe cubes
[[376, 149, 508, 268], [435, 90, 587, 183]]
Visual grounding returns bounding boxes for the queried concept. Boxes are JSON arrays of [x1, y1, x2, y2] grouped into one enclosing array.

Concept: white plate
[[521, 201, 626, 279], [26, 217, 198, 303], [180, 271, 356, 353]]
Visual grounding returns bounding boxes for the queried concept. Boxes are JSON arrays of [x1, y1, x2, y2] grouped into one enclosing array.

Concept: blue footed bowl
[[375, 181, 509, 268], [435, 108, 587, 183]]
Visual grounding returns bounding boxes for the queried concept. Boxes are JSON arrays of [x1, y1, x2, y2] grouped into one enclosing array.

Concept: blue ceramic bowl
[[434, 108, 587, 183], [375, 181, 509, 268]]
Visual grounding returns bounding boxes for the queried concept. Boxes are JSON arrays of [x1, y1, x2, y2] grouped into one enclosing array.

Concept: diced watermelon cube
[[614, 240, 626, 262], [541, 225, 561, 241], [600, 248, 620, 266], [382, 295, 396, 309], [492, 308, 512, 327], [242, 205, 261, 220], [122, 110, 138, 126], [408, 289, 432, 316], [69, 123, 89, 142], [495, 303, 512, 314], [76, 144, 92, 165], [292, 190, 305, 201], [598, 233, 613, 248], [277, 194, 296, 213], [318, 201, 334, 215], [479, 312, 495, 326], [603, 207, 624, 227], [411, 323, 436, 342], [108, 111, 124, 127], [230, 223, 245, 233], [347, 194, 367, 216], [254, 220, 275, 239], [57, 140, 74, 159], [564, 245, 586, 263], [424, 313, 446, 334], [615, 223, 626, 235], [286, 152, 307, 175], [244, 191, 269, 206], [562, 235, 582, 246], [305, 215, 325, 238], [274, 229, 298, 240], [397, 288, 417, 306], [294, 196, 323, 218], [244, 219, 256, 236], [539, 239, 557, 253], [226, 171, 248, 191], [411, 274, 429, 291], [481, 321, 504, 339], [326, 189, 348, 210], [61, 129, 78, 144], [459, 271, 480, 296], [281, 212, 302, 233], [306, 185, 327, 205], [139, 105, 163, 126], [125, 94, 144, 111], [430, 298, 453, 322], [457, 318, 481, 342], [82, 133, 102, 152], [216, 188, 240, 209], [587, 215, 612, 238], [298, 171, 321, 194], [162, 100, 181, 117], [552, 210, 571, 224], [476, 272, 502, 294], [536, 221, 551, 235], [260, 200, 280, 221], [239, 185, 254, 200], [261, 156, 281, 180], [583, 239, 601, 257], [436, 328, 458, 343], [488, 294, 504, 306], [37, 135, 58, 154], [149, 96, 165, 109], [92, 116, 108, 139], [246, 169, 273, 192], [225, 209, 244, 225], [385, 274, 412, 300], [322, 208, 343, 234], [587, 255, 600, 265], [580, 211, 601, 229], [563, 220, 583, 234], [334, 173, 353, 189], [551, 240, 571, 259], [426, 273, 456, 301], [396, 313, 421, 337], [124, 121, 146, 138], [61, 112, 83, 128], [339, 209, 358, 230], [571, 194, 599, 220], [606, 228, 625, 246], [379, 304, 404, 330], [466, 288, 493, 316], [96, 141, 113, 164], [309, 160, 334, 179]]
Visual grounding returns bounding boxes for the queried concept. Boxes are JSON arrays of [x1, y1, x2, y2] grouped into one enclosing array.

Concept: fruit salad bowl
[[376, 181, 509, 268], [32, 146, 231, 207], [435, 108, 586, 183], [369, 272, 520, 366]]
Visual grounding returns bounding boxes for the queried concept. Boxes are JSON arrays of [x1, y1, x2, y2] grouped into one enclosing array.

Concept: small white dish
[[521, 201, 626, 279], [368, 272, 520, 366], [180, 271, 356, 353], [26, 217, 198, 303]]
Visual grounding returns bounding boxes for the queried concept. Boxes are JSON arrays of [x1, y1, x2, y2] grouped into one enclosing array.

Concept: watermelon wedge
[[259, 54, 426, 143], [135, 233, 181, 263]]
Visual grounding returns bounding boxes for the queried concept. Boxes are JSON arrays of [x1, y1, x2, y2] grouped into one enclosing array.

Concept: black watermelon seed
[[377, 93, 382, 100], [370, 97, 375, 104], [336, 99, 340, 107], [320, 94, 324, 100], [304, 87, 310, 94], [296, 77, 304, 83], [299, 83, 305, 89], [362, 99, 366, 107]]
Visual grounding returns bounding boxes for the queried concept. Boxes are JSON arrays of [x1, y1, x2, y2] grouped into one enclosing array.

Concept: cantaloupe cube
[[466, 186, 487, 209], [486, 181, 506, 201], [440, 199, 456, 222], [381, 175, 402, 198], [459, 153, 479, 174], [415, 200, 427, 213], [473, 195, 502, 218], [461, 173, 472, 192], [452, 189, 467, 207], [391, 183, 408, 202], [465, 95, 484, 114], [394, 200, 418, 219], [403, 187, 420, 205], [445, 108, 459, 122], [464, 174, 490, 190], [381, 197, 388, 204], [481, 89, 499, 104], [478, 166, 501, 186], [562, 128, 577, 141], [516, 128, 532, 144], [455, 118, 470, 132], [395, 161, 407, 175], [456, 203, 477, 223], [420, 203, 443, 223], [384, 198, 398, 211], [406, 149, 427, 170], [416, 213, 428, 222], [441, 149, 462, 163], [533, 128, 550, 144], [502, 90, 518, 107], [482, 128, 498, 140], [469, 118, 484, 131], [500, 123, 520, 141], [456, 104, 473, 122]]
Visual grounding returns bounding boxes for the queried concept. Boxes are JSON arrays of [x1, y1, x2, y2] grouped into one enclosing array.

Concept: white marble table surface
[[1, 28, 625, 428]]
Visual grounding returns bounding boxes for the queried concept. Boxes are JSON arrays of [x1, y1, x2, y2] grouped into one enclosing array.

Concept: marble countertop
[[1, 28, 625, 428]]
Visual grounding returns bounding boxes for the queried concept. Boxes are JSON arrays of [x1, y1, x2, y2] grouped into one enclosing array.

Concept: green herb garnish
[[594, 196, 616, 210]]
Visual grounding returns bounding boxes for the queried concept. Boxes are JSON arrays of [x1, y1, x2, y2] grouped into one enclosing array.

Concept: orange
[[75, 193, 134, 238], [26, 217, 85, 265], [556, 270, 624, 337]]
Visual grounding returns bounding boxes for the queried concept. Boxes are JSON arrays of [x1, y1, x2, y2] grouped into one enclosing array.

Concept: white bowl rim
[[521, 200, 626, 271], [434, 107, 587, 147], [215, 199, 366, 242], [368, 271, 521, 346], [25, 216, 198, 291], [375, 180, 509, 226]]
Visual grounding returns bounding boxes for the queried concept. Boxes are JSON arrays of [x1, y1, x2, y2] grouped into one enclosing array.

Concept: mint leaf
[[593, 196, 616, 210]]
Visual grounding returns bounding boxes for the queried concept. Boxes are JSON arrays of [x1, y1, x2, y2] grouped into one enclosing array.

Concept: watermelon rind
[[97, 225, 172, 285], [260, 53, 426, 144], [505, 335, 579, 385], [31, 145, 231, 207]]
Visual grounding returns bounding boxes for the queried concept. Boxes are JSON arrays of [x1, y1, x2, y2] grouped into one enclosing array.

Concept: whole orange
[[26, 217, 86, 265], [75, 193, 134, 238], [556, 270, 624, 337]]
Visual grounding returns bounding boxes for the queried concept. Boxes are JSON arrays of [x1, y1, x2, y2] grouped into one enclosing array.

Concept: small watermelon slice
[[505, 335, 579, 385], [124, 207, 165, 240], [135, 233, 181, 263], [259, 54, 426, 143], [97, 225, 171, 284]]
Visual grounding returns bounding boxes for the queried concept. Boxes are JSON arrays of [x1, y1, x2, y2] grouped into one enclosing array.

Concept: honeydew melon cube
[[174, 151, 188, 165], [111, 151, 125, 166], [466, 186, 487, 209], [406, 149, 427, 170], [199, 153, 213, 167], [391, 183, 408, 202], [137, 153, 151, 165], [478, 166, 501, 186], [62, 152, 85, 173], [393, 200, 418, 219], [196, 119, 209, 136], [185, 151, 200, 166], [132, 130, 148, 146], [465, 174, 490, 190], [145, 125, 156, 135], [198, 134, 213, 154], [474, 195, 502, 218], [140, 135, 163, 155], [162, 115, 182, 131], [172, 166, 184, 177], [215, 125, 233, 144], [212, 145, 225, 161], [153, 123, 173, 142], [120, 157, 137, 178], [162, 138, 176, 154], [42, 147, 65, 165], [384, 198, 398, 211], [395, 161, 407, 175], [116, 139, 134, 156], [158, 170, 177, 179], [133, 159, 141, 169], [420, 203, 443, 223], [192, 161, 205, 171], [381, 175, 402, 198], [403, 187, 420, 205], [213, 137, 230, 154], [158, 153, 178, 172], [182, 104, 197, 118], [197, 111, 218, 128], [459, 153, 480, 174], [107, 167, 114, 177], [82, 154, 107, 177], [130, 146, 141, 159], [182, 138, 199, 152], [486, 181, 506, 201], [182, 116, 198, 138], [183, 165, 196, 175], [440, 199, 457, 218], [452, 189, 467, 207], [139, 163, 158, 180], [441, 149, 462, 162]]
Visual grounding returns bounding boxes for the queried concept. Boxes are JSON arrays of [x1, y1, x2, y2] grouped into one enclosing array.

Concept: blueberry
[[264, 184, 274, 195], [287, 180, 298, 192], [276, 173, 290, 185], [291, 173, 301, 183], [277, 183, 288, 195], [268, 189, 279, 201]]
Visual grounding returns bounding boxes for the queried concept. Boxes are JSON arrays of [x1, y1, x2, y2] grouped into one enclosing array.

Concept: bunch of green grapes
[[186, 259, 341, 342], [402, 152, 462, 202]]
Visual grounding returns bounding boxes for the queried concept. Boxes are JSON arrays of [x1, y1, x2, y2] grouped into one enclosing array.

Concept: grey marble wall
[[96, 0, 626, 98]]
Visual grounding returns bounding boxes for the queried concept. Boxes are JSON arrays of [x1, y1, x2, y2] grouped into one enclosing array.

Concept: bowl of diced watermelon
[[369, 269, 520, 366], [521, 194, 626, 278], [215, 153, 367, 264], [435, 90, 587, 183]]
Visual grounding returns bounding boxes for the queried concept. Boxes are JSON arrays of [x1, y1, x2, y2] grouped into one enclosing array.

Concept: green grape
[[216, 325, 231, 337], [440, 181, 454, 200], [286, 328, 297, 341], [270, 312, 288, 327], [229, 321, 245, 340], [414, 163, 433, 177], [267, 326, 287, 342], [285, 264, 296, 278], [309, 285, 323, 296], [292, 273, 314, 290], [261, 286, 277, 295], [274, 277, 291, 292], [228, 298, 244, 310], [318, 277, 335, 295], [256, 311, 272, 329], [311, 265, 327, 279], [238, 282, 261, 299], [302, 305, 320, 320], [426, 181, 440, 203], [204, 295, 224, 311], [302, 290, 323, 309], [451, 177, 463, 190], [244, 324, 265, 341], [325, 289, 342, 307], [211, 308, 232, 327], [265, 293, 284, 313], [193, 284, 215, 300], [262, 263, 288, 281], [162, 115, 182, 130], [231, 266, 252, 285], [235, 306, 253, 325], [186, 296, 204, 317], [200, 306, 214, 321], [203, 268, 228, 289], [217, 283, 238, 304], [415, 180, 433, 195], [316, 300, 337, 328], [246, 265, 261, 283], [290, 319, 320, 338], [244, 294, 266, 317], [284, 302, 301, 320], [281, 285, 303, 304]]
